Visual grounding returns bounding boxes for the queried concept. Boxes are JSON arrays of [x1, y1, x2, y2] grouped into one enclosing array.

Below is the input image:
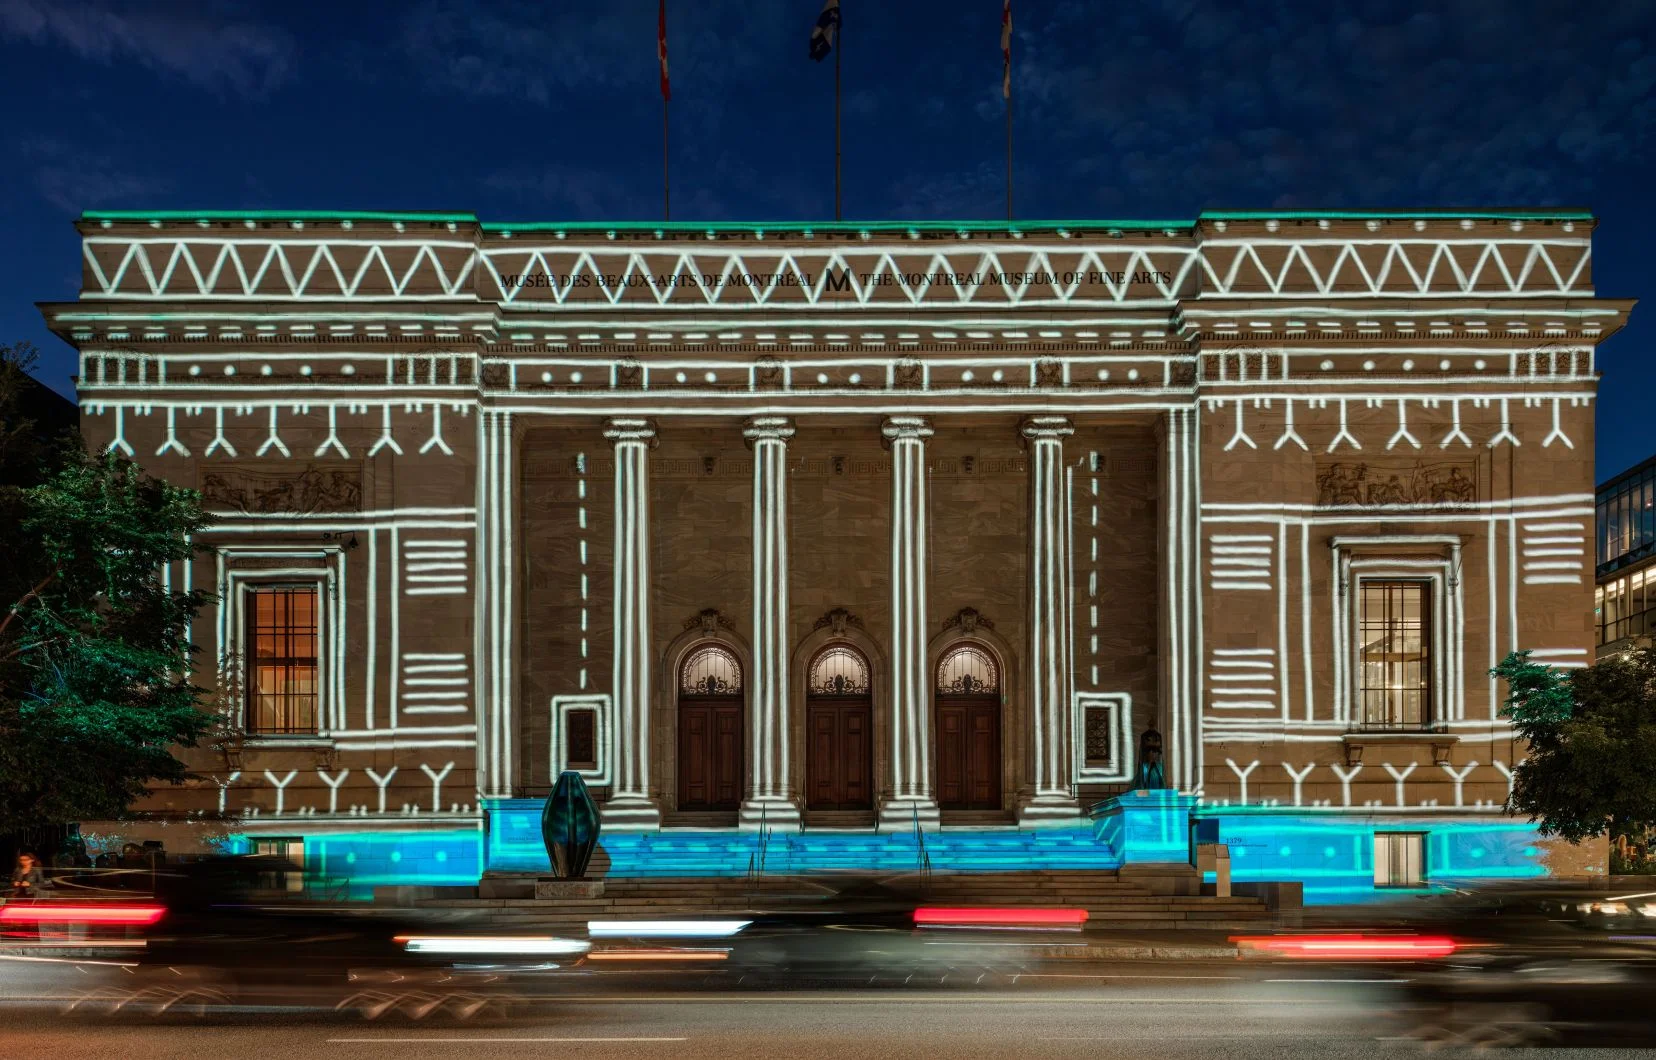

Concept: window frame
[[551, 694, 612, 785], [244, 585, 324, 737], [1373, 831, 1428, 888], [1354, 580, 1433, 731], [1331, 537, 1462, 731], [217, 547, 342, 741], [1073, 692, 1133, 784]]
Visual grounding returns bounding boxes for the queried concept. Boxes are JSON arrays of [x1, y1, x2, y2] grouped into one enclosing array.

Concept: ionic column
[[602, 417, 661, 830], [1019, 416, 1082, 825], [741, 416, 800, 828], [878, 415, 939, 830]]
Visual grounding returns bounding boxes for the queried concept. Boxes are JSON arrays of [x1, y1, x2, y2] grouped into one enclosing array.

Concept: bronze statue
[[1133, 728, 1167, 790]]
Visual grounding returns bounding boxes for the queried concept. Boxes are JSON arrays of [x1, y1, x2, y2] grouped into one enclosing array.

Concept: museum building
[[44, 208, 1628, 900]]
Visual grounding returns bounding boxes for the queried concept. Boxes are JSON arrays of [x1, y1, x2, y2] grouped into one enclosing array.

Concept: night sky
[[2, 0, 1651, 479]]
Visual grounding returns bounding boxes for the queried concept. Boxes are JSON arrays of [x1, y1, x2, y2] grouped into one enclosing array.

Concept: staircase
[[585, 826, 1123, 877], [402, 868, 1272, 933]]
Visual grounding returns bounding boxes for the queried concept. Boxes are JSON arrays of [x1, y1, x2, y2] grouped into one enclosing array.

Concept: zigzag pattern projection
[[79, 238, 1592, 305]]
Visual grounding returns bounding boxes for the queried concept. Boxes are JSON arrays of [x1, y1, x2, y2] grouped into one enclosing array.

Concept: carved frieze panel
[[199, 463, 363, 514], [1315, 461, 1477, 506]]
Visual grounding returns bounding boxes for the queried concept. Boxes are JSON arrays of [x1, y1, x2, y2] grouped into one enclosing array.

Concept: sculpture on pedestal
[[1132, 728, 1167, 791], [541, 770, 601, 878]]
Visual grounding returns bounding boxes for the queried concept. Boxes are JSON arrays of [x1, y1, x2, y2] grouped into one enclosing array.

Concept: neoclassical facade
[[46, 209, 1628, 896]]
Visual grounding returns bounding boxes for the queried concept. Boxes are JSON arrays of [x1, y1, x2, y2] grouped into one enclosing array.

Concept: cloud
[[1003, 0, 1656, 209], [397, 0, 792, 109], [0, 0, 293, 97], [20, 138, 171, 213], [398, 0, 652, 105], [483, 163, 639, 219]]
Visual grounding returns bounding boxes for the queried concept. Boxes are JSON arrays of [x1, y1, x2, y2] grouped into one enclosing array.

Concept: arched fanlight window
[[936, 644, 1000, 695], [807, 645, 871, 696], [680, 644, 742, 696]]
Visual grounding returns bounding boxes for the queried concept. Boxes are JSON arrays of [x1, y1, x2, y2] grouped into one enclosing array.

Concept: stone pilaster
[[602, 417, 661, 829], [1157, 408, 1202, 793], [741, 416, 801, 828], [476, 410, 515, 797], [1018, 415, 1082, 824], [878, 415, 940, 830]]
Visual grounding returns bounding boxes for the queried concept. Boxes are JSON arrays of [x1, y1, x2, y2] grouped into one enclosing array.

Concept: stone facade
[[44, 209, 1630, 892]]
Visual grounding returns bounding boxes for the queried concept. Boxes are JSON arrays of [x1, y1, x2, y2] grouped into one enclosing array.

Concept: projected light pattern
[[1196, 811, 1547, 903], [223, 829, 482, 900]]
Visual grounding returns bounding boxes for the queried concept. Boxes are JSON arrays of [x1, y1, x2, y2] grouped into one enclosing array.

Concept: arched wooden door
[[677, 644, 744, 811], [935, 644, 1002, 811], [804, 645, 873, 811]]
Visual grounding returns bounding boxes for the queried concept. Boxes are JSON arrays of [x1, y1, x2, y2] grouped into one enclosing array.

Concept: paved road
[[3, 961, 1654, 1059]]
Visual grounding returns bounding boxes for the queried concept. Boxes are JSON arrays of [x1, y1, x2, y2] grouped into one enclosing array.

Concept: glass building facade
[[1596, 455, 1656, 651]]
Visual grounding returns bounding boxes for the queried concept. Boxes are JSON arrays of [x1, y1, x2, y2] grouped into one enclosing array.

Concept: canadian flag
[[658, 0, 670, 102]]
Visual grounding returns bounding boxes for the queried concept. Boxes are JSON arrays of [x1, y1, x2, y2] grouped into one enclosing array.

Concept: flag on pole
[[658, 0, 670, 100], [1001, 0, 1012, 99], [810, 0, 840, 61]]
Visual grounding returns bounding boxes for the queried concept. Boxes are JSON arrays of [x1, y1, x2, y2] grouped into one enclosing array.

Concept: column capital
[[880, 415, 933, 444], [604, 417, 658, 446], [1019, 415, 1075, 442], [742, 415, 796, 444]]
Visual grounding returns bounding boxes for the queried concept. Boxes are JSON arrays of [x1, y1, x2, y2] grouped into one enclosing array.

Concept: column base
[[1016, 794, 1084, 828], [599, 795, 661, 832], [877, 797, 940, 832], [739, 797, 801, 831]]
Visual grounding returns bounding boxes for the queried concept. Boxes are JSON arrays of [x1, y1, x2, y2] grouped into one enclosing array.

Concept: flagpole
[[664, 96, 671, 221], [1006, 95, 1013, 221], [834, 15, 842, 221]]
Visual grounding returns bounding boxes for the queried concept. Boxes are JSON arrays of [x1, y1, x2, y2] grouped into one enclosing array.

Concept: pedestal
[[1091, 789, 1200, 863], [877, 797, 940, 832], [535, 878, 605, 900], [1017, 794, 1085, 828]]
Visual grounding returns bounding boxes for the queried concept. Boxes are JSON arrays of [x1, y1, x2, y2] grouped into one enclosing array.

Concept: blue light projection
[[1194, 810, 1547, 904], [217, 802, 1552, 905], [228, 829, 482, 900], [483, 799, 1121, 876]]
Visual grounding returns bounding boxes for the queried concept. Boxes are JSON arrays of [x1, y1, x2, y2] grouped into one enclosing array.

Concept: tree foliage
[[0, 344, 215, 832], [1493, 648, 1656, 845]]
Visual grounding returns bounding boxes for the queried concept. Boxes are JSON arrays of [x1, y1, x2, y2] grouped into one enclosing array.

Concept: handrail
[[912, 805, 932, 896]]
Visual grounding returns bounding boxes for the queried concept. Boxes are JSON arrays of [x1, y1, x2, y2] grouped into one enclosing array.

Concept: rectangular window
[[1374, 832, 1426, 887], [245, 586, 320, 735], [566, 709, 598, 769], [250, 836, 305, 893], [1083, 706, 1113, 767], [1357, 581, 1431, 729]]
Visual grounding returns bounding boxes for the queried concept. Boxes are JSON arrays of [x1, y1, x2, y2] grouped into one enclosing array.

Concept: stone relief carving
[[1315, 462, 1477, 506], [754, 357, 783, 389], [615, 358, 643, 388], [811, 608, 864, 635], [893, 360, 923, 389], [683, 608, 735, 637], [1035, 359, 1062, 387], [199, 464, 363, 514], [941, 607, 994, 634]]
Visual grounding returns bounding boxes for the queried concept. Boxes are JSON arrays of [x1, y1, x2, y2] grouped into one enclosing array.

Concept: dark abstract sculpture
[[1132, 728, 1167, 791], [541, 770, 601, 879]]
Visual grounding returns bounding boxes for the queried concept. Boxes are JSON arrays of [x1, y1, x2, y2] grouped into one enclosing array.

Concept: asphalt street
[[2, 961, 1654, 1059]]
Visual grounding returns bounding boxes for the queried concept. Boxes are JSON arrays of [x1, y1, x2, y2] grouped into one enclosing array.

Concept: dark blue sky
[[3, 0, 1652, 478]]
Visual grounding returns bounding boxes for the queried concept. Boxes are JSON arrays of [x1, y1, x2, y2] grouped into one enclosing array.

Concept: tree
[[0, 345, 215, 834], [1492, 648, 1656, 852]]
